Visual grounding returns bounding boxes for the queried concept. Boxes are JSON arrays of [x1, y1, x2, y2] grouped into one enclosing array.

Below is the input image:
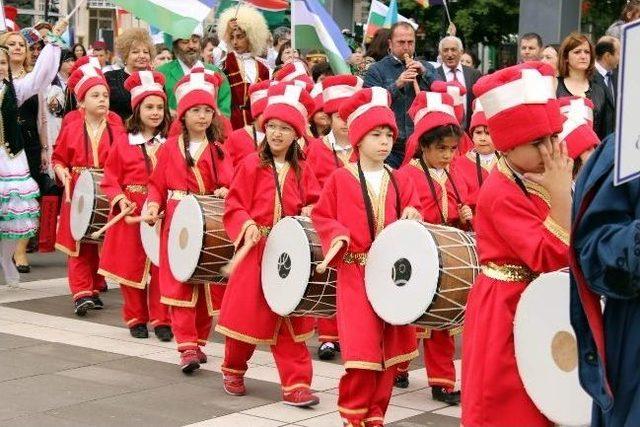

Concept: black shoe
[[394, 373, 410, 389], [154, 325, 173, 342], [317, 342, 338, 360], [74, 297, 95, 316], [91, 295, 104, 309], [431, 387, 460, 405], [12, 257, 30, 273], [129, 324, 149, 339]]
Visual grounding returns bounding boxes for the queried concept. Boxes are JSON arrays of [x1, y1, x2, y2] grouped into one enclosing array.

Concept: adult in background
[[592, 36, 620, 137], [156, 30, 231, 117], [217, 4, 271, 130], [72, 43, 86, 60], [201, 35, 218, 65], [363, 22, 436, 168], [460, 50, 479, 69], [267, 26, 291, 69], [606, 0, 640, 39], [434, 36, 482, 130], [519, 32, 543, 62], [153, 46, 172, 68], [274, 41, 298, 74], [91, 41, 109, 69], [557, 32, 611, 140], [104, 28, 155, 121], [355, 28, 390, 78], [541, 44, 559, 76]]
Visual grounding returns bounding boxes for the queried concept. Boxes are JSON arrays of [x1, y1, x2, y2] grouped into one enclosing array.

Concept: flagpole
[[290, 0, 296, 53], [66, 0, 88, 21], [442, 0, 452, 25]]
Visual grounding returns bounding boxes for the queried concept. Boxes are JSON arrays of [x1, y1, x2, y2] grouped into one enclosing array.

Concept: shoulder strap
[[385, 167, 402, 219], [444, 168, 463, 205], [419, 157, 446, 224], [270, 158, 284, 217], [357, 161, 377, 242], [139, 142, 152, 175], [475, 152, 484, 187]]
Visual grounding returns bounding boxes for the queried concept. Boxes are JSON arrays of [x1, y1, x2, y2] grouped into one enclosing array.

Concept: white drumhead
[[514, 270, 591, 426], [167, 195, 204, 282], [365, 220, 440, 325], [70, 170, 96, 241], [140, 201, 161, 266], [261, 217, 312, 316]]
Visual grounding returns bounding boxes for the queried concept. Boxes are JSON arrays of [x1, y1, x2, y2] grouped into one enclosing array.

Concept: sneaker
[[129, 323, 149, 339], [431, 387, 460, 405], [282, 388, 320, 407], [91, 295, 104, 309], [394, 372, 409, 389], [74, 297, 95, 316], [223, 374, 246, 396], [195, 347, 207, 363], [154, 325, 173, 342], [317, 341, 338, 361], [180, 350, 200, 374]]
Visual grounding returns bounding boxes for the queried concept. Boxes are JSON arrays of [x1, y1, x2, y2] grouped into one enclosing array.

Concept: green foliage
[[582, 0, 628, 39]]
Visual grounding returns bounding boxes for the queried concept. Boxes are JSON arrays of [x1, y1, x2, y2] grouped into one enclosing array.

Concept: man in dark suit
[[592, 36, 620, 137], [434, 36, 482, 130]]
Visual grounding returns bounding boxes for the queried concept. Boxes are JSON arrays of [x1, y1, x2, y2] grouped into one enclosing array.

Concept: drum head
[[140, 201, 161, 266], [70, 171, 96, 241], [167, 195, 204, 282], [514, 270, 591, 426], [365, 220, 440, 325], [261, 217, 311, 316]]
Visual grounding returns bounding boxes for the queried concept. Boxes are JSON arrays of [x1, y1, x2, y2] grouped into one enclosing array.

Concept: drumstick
[[220, 239, 256, 278], [89, 204, 136, 240], [316, 240, 345, 274], [64, 176, 71, 203]]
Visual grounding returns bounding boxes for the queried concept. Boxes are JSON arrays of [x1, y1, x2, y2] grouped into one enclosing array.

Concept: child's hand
[[55, 165, 71, 183], [245, 224, 262, 245], [459, 205, 473, 223], [401, 206, 422, 220], [145, 203, 160, 225], [301, 205, 313, 217], [214, 187, 229, 198], [524, 138, 573, 198], [118, 198, 135, 213]]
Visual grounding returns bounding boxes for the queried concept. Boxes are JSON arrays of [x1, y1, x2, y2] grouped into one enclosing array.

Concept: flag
[[415, 0, 444, 7], [150, 25, 173, 47], [111, 0, 215, 39], [366, 0, 418, 41], [383, 0, 398, 28], [216, 0, 288, 27], [291, 0, 351, 74], [243, 0, 289, 11]]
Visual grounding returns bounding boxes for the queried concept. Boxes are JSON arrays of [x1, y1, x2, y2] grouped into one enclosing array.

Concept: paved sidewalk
[[0, 253, 462, 426]]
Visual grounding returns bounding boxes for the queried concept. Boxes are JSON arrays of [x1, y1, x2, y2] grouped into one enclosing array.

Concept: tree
[[582, 0, 628, 39]]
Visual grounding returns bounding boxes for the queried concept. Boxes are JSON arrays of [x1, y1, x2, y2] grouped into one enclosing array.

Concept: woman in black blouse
[[556, 33, 611, 140], [104, 28, 155, 121]]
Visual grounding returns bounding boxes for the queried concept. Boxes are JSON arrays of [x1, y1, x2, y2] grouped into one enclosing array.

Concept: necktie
[[606, 71, 615, 101], [450, 69, 461, 84]]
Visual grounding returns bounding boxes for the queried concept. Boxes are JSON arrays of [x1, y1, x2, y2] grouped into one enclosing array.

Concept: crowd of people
[[0, 1, 639, 426]]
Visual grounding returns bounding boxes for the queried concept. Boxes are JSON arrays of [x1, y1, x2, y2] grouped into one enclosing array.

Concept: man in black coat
[[592, 36, 620, 138], [434, 36, 482, 130]]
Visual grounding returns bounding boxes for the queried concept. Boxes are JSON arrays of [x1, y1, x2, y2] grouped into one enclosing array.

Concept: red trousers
[[68, 243, 105, 301], [171, 284, 213, 352], [338, 367, 397, 426], [317, 317, 339, 343], [397, 330, 456, 391], [120, 266, 170, 328], [222, 324, 313, 392]]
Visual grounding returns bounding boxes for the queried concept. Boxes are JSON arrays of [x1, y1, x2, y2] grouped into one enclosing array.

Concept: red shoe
[[223, 374, 246, 396], [282, 388, 320, 407], [196, 347, 207, 363], [180, 350, 200, 374]]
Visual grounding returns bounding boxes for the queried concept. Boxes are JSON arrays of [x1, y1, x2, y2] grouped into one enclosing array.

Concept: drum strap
[[356, 160, 377, 242], [475, 152, 483, 187], [207, 143, 220, 184], [270, 158, 284, 219], [331, 145, 340, 169], [140, 142, 152, 175], [82, 122, 113, 167], [385, 167, 402, 219], [252, 124, 258, 149], [504, 159, 531, 198], [419, 157, 446, 225], [444, 169, 463, 205]]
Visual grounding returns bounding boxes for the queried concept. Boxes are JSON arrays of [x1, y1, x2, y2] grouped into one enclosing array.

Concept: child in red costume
[[216, 83, 322, 407], [454, 99, 498, 211], [306, 74, 363, 361], [98, 70, 172, 341], [557, 96, 599, 175], [145, 69, 232, 373], [461, 62, 573, 427], [394, 91, 473, 404], [52, 58, 125, 315], [312, 87, 422, 427]]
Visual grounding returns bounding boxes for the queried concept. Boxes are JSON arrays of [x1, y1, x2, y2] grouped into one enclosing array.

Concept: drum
[[514, 270, 591, 426], [70, 170, 109, 243], [261, 216, 336, 317], [140, 201, 161, 266], [167, 194, 234, 284], [365, 220, 479, 329]]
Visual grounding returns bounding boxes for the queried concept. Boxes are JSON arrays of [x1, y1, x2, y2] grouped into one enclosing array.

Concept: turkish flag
[[244, 0, 289, 11]]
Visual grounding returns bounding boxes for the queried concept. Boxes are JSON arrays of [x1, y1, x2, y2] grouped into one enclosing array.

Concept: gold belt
[[125, 184, 147, 194], [343, 251, 367, 265], [481, 262, 538, 283], [168, 190, 189, 200], [258, 225, 271, 237]]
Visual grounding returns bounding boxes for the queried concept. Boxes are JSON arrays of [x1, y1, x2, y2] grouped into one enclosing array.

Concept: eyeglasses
[[265, 123, 294, 134]]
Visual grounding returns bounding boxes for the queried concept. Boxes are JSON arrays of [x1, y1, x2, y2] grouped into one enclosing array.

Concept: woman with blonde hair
[[556, 32, 611, 139], [105, 28, 156, 121], [218, 4, 271, 130]]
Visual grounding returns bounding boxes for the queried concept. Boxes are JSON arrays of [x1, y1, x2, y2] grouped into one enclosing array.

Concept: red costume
[[224, 51, 270, 130], [461, 62, 570, 426], [53, 111, 124, 301], [147, 135, 231, 351], [454, 151, 497, 210], [99, 132, 170, 328], [312, 87, 420, 426], [225, 125, 262, 168]]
